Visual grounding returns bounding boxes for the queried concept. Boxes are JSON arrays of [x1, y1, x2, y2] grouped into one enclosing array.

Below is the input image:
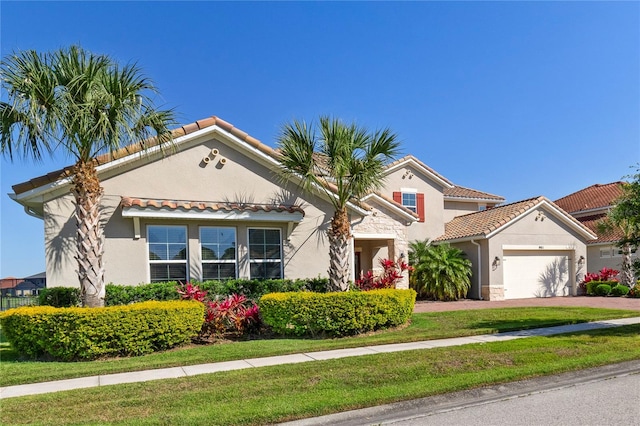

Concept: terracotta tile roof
[[435, 197, 545, 241], [554, 182, 625, 214], [571, 213, 624, 245], [12, 116, 282, 195], [120, 197, 305, 216], [384, 155, 454, 186], [434, 196, 593, 242], [444, 185, 505, 202]]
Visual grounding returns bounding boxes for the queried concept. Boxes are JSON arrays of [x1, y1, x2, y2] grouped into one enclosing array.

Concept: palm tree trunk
[[328, 207, 351, 292], [620, 243, 634, 287], [71, 160, 105, 307]]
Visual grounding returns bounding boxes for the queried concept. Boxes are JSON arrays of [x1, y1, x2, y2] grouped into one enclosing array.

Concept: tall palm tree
[[409, 241, 472, 300], [277, 116, 401, 292], [1, 46, 175, 307]]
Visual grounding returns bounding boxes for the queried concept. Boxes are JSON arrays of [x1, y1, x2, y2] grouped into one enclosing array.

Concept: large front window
[[248, 228, 282, 279], [200, 227, 237, 280], [148, 225, 187, 282]]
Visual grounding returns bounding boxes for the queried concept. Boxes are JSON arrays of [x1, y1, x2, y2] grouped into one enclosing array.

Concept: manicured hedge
[[103, 278, 329, 306], [259, 289, 416, 337], [586, 280, 618, 296], [0, 300, 204, 360], [38, 287, 81, 307], [610, 284, 630, 297]]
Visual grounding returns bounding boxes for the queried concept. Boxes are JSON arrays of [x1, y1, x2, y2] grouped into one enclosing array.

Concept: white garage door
[[503, 251, 571, 299]]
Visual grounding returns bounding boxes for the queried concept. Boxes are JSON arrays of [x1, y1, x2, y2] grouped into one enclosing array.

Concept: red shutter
[[417, 193, 425, 222], [393, 191, 401, 204]]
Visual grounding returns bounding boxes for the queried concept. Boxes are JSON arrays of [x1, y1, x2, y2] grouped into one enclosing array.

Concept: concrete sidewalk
[[2, 317, 639, 400]]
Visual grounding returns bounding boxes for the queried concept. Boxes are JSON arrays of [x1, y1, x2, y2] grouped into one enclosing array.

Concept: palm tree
[[409, 241, 472, 300], [277, 116, 401, 292], [598, 168, 640, 287], [1, 46, 175, 307]]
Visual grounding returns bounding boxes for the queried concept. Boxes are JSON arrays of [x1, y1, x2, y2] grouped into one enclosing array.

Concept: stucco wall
[[485, 207, 589, 299], [381, 165, 446, 242], [42, 135, 346, 287], [443, 200, 481, 223]]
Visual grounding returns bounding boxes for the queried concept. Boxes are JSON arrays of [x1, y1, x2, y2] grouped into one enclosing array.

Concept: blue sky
[[1, 1, 638, 278]]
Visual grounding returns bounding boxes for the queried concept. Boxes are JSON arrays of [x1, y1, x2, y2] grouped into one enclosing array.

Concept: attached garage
[[435, 196, 597, 301], [502, 250, 571, 299]]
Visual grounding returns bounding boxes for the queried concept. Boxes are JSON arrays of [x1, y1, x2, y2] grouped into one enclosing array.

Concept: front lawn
[[1, 307, 637, 387], [2, 324, 639, 425]]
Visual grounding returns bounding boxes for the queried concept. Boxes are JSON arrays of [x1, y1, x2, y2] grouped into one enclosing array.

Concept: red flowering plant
[[579, 268, 620, 294], [176, 282, 260, 340], [355, 258, 412, 291]]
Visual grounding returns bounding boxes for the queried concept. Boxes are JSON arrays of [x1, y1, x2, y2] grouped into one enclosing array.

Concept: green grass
[[2, 324, 639, 425], [1, 307, 637, 387]]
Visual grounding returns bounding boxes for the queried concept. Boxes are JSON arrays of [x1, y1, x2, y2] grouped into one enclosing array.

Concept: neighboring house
[[0, 273, 45, 296], [0, 277, 23, 297], [9, 115, 597, 300], [555, 182, 637, 274]]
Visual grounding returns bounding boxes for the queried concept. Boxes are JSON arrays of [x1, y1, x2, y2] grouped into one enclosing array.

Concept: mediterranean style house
[[555, 182, 637, 274], [9, 116, 597, 300]]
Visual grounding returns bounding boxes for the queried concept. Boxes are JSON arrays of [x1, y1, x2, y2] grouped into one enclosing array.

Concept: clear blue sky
[[1, 1, 638, 278]]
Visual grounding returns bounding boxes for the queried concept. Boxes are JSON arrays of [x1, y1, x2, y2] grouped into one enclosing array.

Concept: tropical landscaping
[[1, 307, 639, 425]]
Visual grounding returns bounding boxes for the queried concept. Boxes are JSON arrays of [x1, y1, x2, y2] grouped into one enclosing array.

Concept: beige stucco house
[[10, 115, 598, 300]]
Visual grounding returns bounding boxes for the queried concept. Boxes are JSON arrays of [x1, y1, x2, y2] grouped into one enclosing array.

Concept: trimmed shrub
[[0, 300, 204, 360], [629, 282, 640, 298], [610, 284, 630, 297], [594, 284, 612, 296], [586, 280, 618, 296], [38, 287, 81, 307], [104, 278, 330, 306], [259, 289, 416, 337], [105, 282, 180, 305]]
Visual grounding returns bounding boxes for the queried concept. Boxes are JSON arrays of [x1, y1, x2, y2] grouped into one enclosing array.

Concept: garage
[[503, 250, 572, 299]]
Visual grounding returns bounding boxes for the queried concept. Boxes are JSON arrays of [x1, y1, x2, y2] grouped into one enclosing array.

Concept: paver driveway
[[414, 296, 640, 313]]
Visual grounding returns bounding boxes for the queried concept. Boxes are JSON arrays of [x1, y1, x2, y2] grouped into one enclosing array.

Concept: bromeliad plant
[[177, 283, 260, 340], [580, 268, 620, 296], [355, 258, 412, 291]]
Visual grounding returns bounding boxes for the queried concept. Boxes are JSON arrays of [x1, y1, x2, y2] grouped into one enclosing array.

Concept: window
[[148, 225, 187, 282], [401, 193, 417, 213], [248, 228, 282, 279], [200, 227, 237, 280], [393, 190, 425, 222], [600, 248, 612, 258]]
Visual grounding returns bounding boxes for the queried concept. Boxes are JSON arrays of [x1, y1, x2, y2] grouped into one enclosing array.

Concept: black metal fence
[[0, 295, 39, 311]]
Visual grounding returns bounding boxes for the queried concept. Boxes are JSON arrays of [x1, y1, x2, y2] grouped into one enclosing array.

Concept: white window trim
[[199, 226, 238, 280], [147, 225, 189, 283], [247, 227, 283, 279]]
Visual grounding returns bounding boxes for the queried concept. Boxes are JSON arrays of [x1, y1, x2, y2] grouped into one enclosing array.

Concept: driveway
[[414, 296, 640, 313]]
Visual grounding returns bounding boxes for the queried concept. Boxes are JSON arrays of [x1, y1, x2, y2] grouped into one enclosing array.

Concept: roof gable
[[435, 196, 596, 242], [554, 182, 625, 214], [383, 155, 454, 189], [10, 115, 372, 216]]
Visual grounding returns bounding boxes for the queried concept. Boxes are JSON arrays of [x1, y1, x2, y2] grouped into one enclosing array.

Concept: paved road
[[283, 360, 640, 426]]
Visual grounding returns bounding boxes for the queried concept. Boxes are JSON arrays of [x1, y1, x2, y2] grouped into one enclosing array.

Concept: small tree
[[1, 46, 175, 307], [409, 241, 472, 301], [599, 166, 640, 287]]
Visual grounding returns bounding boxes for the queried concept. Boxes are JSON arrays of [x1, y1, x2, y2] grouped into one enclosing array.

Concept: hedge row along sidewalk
[[2, 316, 639, 399]]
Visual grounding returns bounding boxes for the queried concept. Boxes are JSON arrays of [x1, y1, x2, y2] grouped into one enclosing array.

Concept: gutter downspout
[[470, 239, 483, 300], [24, 206, 44, 220]]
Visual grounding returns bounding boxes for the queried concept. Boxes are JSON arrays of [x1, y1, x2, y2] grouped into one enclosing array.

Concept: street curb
[[280, 360, 640, 426]]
